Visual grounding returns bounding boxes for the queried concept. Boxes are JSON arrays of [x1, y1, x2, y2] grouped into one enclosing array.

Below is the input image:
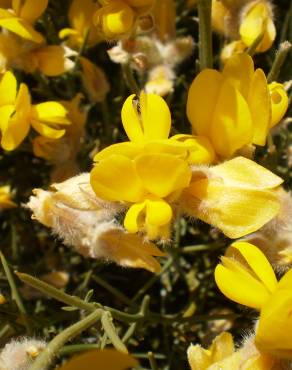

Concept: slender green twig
[[29, 309, 103, 370], [246, 32, 264, 56], [101, 311, 128, 353], [197, 0, 213, 69], [122, 64, 140, 95], [267, 41, 292, 83], [92, 275, 133, 307], [148, 352, 159, 370], [60, 343, 99, 355], [0, 253, 31, 334]]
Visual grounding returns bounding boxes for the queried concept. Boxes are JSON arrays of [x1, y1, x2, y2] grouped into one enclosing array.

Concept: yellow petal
[[139, 91, 171, 141], [30, 120, 66, 139], [135, 153, 191, 198], [222, 53, 254, 99], [240, 2, 265, 47], [211, 156, 283, 189], [210, 332, 235, 362], [121, 92, 171, 143], [0, 70, 17, 105], [187, 69, 223, 136], [124, 201, 146, 233], [93, 1, 134, 38], [0, 17, 44, 43], [30, 102, 70, 125], [215, 256, 272, 309], [59, 28, 79, 40], [101, 229, 164, 273], [94, 142, 144, 161], [187, 344, 212, 370], [55, 349, 138, 370], [229, 242, 278, 294], [33, 46, 72, 76], [145, 198, 172, 227], [247, 68, 271, 145], [268, 82, 289, 128], [17, 0, 48, 23], [90, 155, 145, 202], [210, 81, 253, 157], [170, 134, 215, 164]]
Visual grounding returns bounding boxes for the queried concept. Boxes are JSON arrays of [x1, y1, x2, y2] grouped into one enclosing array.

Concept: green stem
[[197, 0, 213, 70], [246, 31, 264, 56], [122, 64, 140, 95], [92, 275, 133, 307], [29, 309, 102, 370], [101, 311, 128, 353], [267, 41, 292, 83], [60, 344, 99, 355], [0, 254, 31, 334], [148, 352, 159, 370]]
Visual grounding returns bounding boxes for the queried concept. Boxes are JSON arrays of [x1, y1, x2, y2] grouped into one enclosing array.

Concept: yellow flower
[[33, 94, 87, 182], [240, 0, 276, 53], [180, 156, 283, 239], [80, 57, 110, 103], [59, 0, 101, 49], [94, 91, 215, 165], [215, 242, 292, 359], [93, 0, 154, 39], [187, 53, 288, 158], [0, 185, 15, 209], [91, 153, 192, 240], [188, 331, 276, 370], [211, 0, 276, 55], [0, 71, 71, 151], [0, 0, 48, 43]]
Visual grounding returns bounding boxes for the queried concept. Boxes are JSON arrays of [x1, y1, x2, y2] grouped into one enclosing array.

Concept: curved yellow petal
[[229, 242, 277, 294], [170, 134, 215, 164], [94, 142, 144, 161], [135, 153, 191, 198], [31, 120, 66, 139], [268, 82, 289, 128], [31, 102, 70, 125], [222, 53, 254, 99], [93, 1, 134, 38], [210, 81, 253, 158], [121, 94, 144, 143], [247, 68, 271, 145], [0, 17, 44, 43], [215, 258, 271, 309], [59, 28, 79, 40], [187, 69, 223, 136], [146, 198, 172, 227], [211, 156, 283, 189], [17, 0, 48, 23], [124, 201, 146, 233], [139, 91, 171, 141], [90, 155, 145, 202], [0, 71, 17, 105]]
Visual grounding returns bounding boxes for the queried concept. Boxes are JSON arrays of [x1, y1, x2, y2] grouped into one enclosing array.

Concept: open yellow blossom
[[94, 92, 215, 165], [93, 0, 154, 39], [0, 185, 15, 208], [91, 153, 192, 239], [59, 0, 101, 49], [0, 32, 75, 76], [0, 71, 71, 151], [187, 53, 288, 158], [211, 0, 276, 56], [215, 242, 292, 359], [188, 331, 276, 370], [0, 0, 48, 43]]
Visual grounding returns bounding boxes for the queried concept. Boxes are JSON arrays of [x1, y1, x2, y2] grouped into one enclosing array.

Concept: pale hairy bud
[[0, 338, 46, 370], [26, 173, 164, 273], [145, 64, 174, 96]]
